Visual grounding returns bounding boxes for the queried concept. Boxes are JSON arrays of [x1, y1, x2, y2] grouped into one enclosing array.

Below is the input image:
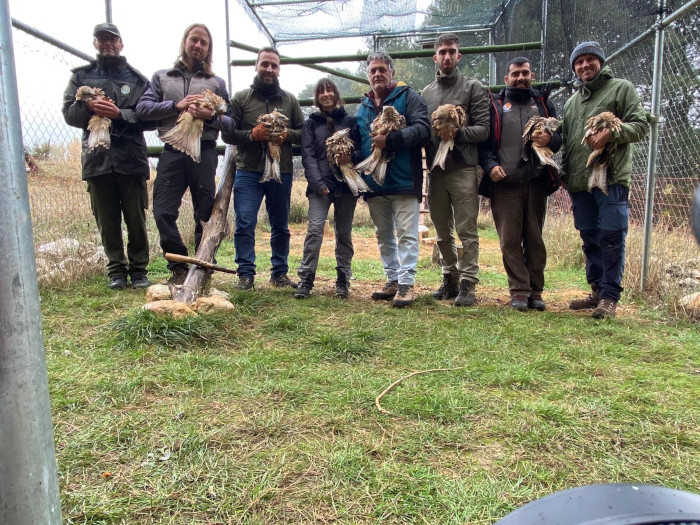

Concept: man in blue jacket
[[62, 23, 152, 290], [356, 52, 430, 308]]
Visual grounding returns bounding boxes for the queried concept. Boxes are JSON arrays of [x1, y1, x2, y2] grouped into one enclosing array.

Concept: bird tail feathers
[[87, 116, 112, 151], [430, 139, 454, 171]]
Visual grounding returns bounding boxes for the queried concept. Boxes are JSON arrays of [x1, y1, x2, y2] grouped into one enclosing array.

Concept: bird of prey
[[430, 104, 466, 171], [257, 110, 290, 183], [160, 89, 227, 163], [75, 85, 111, 151], [582, 111, 623, 194], [354, 106, 406, 186], [326, 128, 371, 197], [521, 116, 561, 173]]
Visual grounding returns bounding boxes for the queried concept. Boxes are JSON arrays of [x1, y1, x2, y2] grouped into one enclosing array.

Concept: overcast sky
[[8, 0, 363, 97]]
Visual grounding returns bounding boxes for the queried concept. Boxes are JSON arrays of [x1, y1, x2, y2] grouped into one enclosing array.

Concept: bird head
[[75, 85, 96, 101]]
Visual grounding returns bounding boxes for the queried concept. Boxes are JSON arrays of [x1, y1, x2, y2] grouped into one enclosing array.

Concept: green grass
[[42, 225, 700, 524]]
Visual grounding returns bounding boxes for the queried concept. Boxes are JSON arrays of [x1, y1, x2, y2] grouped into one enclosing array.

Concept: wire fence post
[[640, 0, 666, 287], [0, 1, 62, 523]]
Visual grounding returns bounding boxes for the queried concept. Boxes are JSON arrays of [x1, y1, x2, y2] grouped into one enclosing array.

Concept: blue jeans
[[570, 184, 629, 302], [367, 195, 420, 286], [233, 169, 292, 278]]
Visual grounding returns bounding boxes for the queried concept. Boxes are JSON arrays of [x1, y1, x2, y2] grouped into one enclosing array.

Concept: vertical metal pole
[[0, 2, 62, 524], [541, 0, 548, 77], [105, 0, 112, 23], [488, 28, 496, 86], [225, 0, 232, 94], [641, 0, 665, 287]]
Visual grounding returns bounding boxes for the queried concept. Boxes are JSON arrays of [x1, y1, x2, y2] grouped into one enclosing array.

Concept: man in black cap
[[562, 41, 647, 318], [62, 23, 153, 290]]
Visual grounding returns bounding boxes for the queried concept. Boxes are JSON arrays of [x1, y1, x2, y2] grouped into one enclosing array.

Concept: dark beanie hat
[[570, 41, 605, 71]]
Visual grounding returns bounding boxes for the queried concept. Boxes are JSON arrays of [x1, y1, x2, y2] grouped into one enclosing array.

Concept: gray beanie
[[570, 41, 605, 71]]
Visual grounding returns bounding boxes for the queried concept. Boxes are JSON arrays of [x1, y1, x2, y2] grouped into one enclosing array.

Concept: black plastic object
[[495, 483, 700, 524], [693, 185, 700, 246]]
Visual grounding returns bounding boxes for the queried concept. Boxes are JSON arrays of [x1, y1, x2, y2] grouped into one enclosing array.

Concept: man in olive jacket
[[422, 33, 490, 307], [222, 47, 304, 291], [62, 23, 152, 290], [562, 41, 647, 319]]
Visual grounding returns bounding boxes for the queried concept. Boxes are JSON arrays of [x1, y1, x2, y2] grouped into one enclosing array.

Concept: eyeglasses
[[95, 35, 120, 44]]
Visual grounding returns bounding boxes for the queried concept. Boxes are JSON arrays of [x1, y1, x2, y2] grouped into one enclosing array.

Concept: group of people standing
[[62, 24, 646, 320]]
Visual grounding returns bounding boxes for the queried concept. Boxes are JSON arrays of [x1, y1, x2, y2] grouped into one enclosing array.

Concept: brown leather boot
[[371, 280, 398, 301], [592, 298, 617, 319], [569, 285, 600, 310], [392, 284, 414, 308]]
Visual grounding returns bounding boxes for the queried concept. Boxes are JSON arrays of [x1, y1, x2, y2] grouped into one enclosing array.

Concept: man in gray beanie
[[561, 41, 647, 319]]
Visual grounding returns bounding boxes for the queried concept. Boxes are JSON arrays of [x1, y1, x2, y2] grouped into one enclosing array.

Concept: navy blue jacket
[[355, 83, 430, 199]]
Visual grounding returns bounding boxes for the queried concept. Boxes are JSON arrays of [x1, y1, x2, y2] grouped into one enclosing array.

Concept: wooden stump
[[171, 146, 236, 304]]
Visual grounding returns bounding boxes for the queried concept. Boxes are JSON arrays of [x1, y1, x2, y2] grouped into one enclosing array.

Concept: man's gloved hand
[[270, 130, 288, 145], [251, 123, 270, 141]]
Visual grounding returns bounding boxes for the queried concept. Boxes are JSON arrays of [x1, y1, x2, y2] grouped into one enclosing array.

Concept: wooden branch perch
[[164, 253, 237, 274], [374, 367, 464, 415]]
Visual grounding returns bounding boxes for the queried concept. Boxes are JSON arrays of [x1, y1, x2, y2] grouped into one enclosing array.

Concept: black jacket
[[478, 86, 562, 197], [62, 55, 153, 180], [301, 106, 359, 196]]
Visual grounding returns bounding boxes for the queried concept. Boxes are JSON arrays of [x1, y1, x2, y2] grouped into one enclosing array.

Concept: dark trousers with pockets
[[152, 148, 217, 271], [87, 172, 149, 278], [570, 184, 629, 302]]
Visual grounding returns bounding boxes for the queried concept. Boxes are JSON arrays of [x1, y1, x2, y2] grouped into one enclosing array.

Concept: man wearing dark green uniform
[[62, 23, 152, 290]]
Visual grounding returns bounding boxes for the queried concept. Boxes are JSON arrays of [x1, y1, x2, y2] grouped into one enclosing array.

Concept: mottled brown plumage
[[354, 106, 406, 186], [430, 104, 466, 171], [582, 111, 623, 194], [521, 116, 561, 173], [326, 128, 370, 196], [75, 85, 111, 151], [257, 110, 289, 183], [161, 89, 227, 163]]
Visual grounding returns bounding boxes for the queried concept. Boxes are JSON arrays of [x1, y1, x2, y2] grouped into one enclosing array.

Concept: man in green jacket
[[562, 42, 647, 318], [223, 47, 304, 290], [422, 33, 490, 307]]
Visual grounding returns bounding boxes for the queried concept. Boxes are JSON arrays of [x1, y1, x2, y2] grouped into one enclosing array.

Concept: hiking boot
[[433, 274, 459, 300], [569, 286, 600, 310], [131, 274, 151, 289], [167, 266, 188, 286], [109, 274, 127, 290], [454, 280, 476, 307], [270, 274, 297, 289], [528, 294, 546, 311], [294, 283, 311, 299], [592, 298, 617, 319], [335, 282, 350, 299], [510, 295, 528, 312], [371, 280, 398, 301], [235, 275, 255, 290], [392, 284, 414, 308]]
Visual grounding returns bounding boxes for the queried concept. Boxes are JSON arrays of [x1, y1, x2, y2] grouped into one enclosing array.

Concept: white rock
[[142, 300, 196, 318], [146, 284, 172, 302], [191, 295, 235, 313]]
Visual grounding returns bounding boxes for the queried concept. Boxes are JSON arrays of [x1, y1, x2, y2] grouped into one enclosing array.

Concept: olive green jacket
[[562, 67, 647, 193]]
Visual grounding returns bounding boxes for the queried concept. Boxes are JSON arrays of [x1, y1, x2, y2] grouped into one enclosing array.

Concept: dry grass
[[26, 163, 700, 315]]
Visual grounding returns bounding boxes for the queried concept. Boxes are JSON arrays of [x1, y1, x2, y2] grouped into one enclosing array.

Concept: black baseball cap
[[93, 23, 121, 38]]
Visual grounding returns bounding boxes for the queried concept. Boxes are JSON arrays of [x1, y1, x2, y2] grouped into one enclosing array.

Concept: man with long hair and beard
[[136, 23, 236, 285]]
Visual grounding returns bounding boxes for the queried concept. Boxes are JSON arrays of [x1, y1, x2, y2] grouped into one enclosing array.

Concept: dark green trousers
[[87, 173, 149, 278]]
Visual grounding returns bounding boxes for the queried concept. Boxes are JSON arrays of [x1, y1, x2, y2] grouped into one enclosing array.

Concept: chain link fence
[[10, 2, 700, 307]]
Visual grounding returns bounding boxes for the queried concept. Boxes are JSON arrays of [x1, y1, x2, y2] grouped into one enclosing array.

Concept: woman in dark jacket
[[295, 78, 359, 299]]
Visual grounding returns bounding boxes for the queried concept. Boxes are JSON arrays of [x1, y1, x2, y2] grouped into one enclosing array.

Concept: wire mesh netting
[[9, 0, 700, 307]]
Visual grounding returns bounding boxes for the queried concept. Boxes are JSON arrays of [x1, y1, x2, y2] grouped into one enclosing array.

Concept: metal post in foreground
[[105, 0, 112, 23], [0, 2, 62, 523], [640, 0, 666, 287]]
